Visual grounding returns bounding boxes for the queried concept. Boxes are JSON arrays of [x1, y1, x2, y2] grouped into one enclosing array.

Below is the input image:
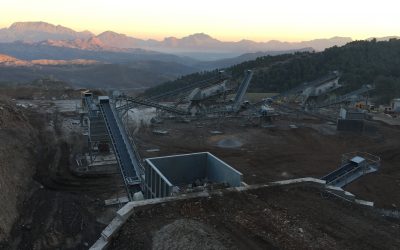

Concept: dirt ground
[[109, 185, 400, 250], [7, 140, 125, 250], [2, 95, 400, 249], [134, 111, 400, 209]]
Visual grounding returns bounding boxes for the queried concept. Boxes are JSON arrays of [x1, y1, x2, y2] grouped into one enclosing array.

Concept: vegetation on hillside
[[146, 39, 400, 104]]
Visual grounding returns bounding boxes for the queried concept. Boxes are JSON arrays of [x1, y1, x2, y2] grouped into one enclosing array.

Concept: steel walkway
[[99, 99, 142, 189]]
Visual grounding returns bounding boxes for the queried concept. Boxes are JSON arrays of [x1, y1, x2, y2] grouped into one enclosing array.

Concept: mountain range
[[0, 22, 355, 58], [1, 21, 396, 90], [0, 22, 93, 42]]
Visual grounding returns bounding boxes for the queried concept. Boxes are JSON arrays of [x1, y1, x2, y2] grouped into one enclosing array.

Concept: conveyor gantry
[[115, 74, 230, 115], [99, 97, 142, 195], [231, 70, 253, 111], [316, 85, 374, 108], [265, 72, 340, 103], [116, 97, 190, 115], [146, 74, 230, 101]]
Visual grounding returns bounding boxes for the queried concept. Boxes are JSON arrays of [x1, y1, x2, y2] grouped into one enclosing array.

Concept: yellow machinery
[[354, 101, 375, 112]]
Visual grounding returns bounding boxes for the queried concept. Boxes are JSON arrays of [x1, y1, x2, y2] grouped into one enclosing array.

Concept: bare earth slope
[[0, 99, 39, 241], [109, 185, 400, 250]]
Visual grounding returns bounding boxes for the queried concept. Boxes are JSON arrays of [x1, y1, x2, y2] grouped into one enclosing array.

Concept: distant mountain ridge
[[0, 53, 197, 89], [0, 21, 93, 42], [96, 31, 144, 49], [40, 37, 115, 51], [194, 48, 314, 70], [0, 22, 354, 57], [0, 53, 99, 66], [0, 41, 197, 65]]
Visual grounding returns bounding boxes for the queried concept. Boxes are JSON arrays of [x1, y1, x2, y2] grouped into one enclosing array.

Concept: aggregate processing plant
[[78, 70, 380, 203], [50, 68, 395, 249]]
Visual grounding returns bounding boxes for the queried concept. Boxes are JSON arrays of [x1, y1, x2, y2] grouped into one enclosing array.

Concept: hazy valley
[[0, 21, 357, 89]]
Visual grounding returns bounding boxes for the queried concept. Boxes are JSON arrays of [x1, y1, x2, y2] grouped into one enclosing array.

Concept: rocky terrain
[[0, 86, 125, 249], [110, 185, 400, 250], [0, 98, 40, 242]]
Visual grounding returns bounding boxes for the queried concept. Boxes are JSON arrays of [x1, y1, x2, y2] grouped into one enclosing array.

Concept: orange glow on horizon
[[0, 0, 399, 43]]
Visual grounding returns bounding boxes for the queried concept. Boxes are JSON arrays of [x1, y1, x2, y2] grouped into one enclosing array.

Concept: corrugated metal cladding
[[143, 152, 242, 199]]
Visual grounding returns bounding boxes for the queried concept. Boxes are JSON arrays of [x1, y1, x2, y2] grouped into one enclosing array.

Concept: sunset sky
[[0, 0, 398, 42]]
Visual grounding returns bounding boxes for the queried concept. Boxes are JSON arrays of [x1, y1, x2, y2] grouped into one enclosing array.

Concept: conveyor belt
[[321, 162, 358, 184], [116, 97, 189, 115], [232, 70, 253, 111], [146, 75, 230, 101], [100, 101, 142, 187], [316, 85, 374, 108], [84, 95, 98, 117], [116, 75, 230, 114]]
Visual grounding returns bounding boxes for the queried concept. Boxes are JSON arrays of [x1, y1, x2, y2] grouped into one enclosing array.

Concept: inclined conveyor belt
[[100, 101, 141, 186], [321, 162, 358, 184], [147, 75, 229, 101], [116, 97, 189, 115], [316, 85, 374, 108], [84, 95, 98, 117], [116, 75, 230, 114], [232, 70, 253, 111]]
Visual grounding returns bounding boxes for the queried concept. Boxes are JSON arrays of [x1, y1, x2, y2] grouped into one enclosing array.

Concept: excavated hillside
[[0, 98, 41, 241]]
